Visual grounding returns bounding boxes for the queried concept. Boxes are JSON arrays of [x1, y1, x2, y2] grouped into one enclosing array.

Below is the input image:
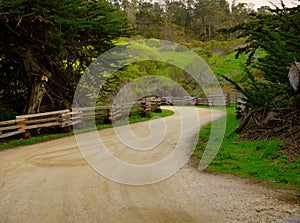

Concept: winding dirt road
[[0, 107, 299, 223]]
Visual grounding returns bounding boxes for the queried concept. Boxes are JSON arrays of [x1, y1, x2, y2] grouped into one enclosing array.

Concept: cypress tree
[[0, 0, 132, 114]]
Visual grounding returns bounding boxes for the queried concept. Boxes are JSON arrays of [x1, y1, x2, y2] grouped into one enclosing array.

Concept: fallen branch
[[227, 111, 253, 137]]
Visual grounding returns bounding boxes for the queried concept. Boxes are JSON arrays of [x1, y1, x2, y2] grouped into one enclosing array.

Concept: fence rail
[[0, 102, 155, 140], [0, 119, 26, 139], [0, 94, 241, 140]]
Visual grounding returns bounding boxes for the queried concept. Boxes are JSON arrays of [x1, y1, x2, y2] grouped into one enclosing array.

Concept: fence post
[[19, 118, 30, 139], [70, 108, 85, 129], [104, 108, 112, 124], [59, 110, 71, 133], [140, 102, 151, 118], [153, 100, 162, 113], [226, 94, 230, 108]]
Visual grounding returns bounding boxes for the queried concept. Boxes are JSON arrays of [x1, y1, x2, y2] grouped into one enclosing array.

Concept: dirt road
[[0, 107, 299, 223]]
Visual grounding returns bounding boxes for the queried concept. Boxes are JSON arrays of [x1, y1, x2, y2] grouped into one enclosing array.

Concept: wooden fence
[[0, 119, 26, 139], [0, 110, 71, 139], [195, 95, 229, 107], [0, 94, 241, 140], [162, 94, 233, 107], [0, 102, 158, 140]]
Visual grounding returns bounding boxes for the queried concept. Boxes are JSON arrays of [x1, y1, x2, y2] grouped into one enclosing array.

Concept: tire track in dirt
[[0, 107, 298, 223]]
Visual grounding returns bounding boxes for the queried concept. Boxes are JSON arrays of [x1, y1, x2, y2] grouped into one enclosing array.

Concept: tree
[[0, 0, 131, 114], [165, 0, 190, 28], [222, 2, 300, 109], [221, 2, 300, 150], [135, 2, 166, 39]]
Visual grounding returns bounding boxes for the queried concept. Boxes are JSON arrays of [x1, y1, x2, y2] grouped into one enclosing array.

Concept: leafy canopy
[[0, 0, 132, 115]]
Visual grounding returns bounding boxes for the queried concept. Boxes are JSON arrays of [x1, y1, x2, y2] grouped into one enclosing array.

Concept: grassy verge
[[0, 109, 174, 150], [194, 106, 300, 191]]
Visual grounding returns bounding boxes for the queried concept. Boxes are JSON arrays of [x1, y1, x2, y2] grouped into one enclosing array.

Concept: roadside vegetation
[[194, 106, 300, 191]]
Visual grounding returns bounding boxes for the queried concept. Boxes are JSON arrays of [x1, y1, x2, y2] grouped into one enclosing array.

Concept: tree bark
[[21, 48, 51, 114], [288, 62, 300, 92], [27, 81, 47, 114]]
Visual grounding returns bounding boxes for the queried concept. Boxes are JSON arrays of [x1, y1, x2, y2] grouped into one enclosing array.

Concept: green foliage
[[97, 38, 260, 104], [97, 59, 201, 103], [0, 106, 17, 121], [0, 0, 132, 114], [194, 106, 300, 190], [0, 0, 131, 56], [0, 132, 72, 150], [221, 4, 300, 108], [191, 39, 263, 91], [135, 2, 166, 39], [120, 0, 254, 42], [96, 38, 232, 103]]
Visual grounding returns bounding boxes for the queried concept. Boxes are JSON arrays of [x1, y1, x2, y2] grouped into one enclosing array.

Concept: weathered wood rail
[[0, 110, 72, 139], [163, 94, 233, 107], [0, 119, 26, 139], [0, 94, 241, 140], [0, 103, 157, 140]]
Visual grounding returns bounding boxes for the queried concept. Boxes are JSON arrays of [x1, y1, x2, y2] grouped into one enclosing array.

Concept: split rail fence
[[0, 94, 241, 140], [0, 102, 160, 140]]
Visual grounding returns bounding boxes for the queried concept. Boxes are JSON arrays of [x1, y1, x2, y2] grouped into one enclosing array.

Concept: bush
[[0, 106, 16, 121]]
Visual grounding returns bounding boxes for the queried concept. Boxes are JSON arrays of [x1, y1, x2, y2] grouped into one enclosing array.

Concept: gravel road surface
[[0, 107, 299, 223]]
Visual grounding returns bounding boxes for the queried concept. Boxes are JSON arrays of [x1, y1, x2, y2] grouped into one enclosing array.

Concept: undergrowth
[[194, 106, 300, 191]]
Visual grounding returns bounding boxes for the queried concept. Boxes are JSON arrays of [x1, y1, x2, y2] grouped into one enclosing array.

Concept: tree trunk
[[27, 80, 47, 114], [288, 62, 300, 92], [21, 48, 51, 114]]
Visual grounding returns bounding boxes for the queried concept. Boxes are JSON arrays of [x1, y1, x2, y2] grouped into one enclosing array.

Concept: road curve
[[0, 107, 298, 223]]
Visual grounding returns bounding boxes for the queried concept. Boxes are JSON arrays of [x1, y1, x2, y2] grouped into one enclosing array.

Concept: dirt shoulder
[[0, 107, 299, 223]]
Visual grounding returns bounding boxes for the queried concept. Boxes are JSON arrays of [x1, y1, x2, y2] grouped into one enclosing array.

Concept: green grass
[[0, 109, 174, 150], [0, 132, 73, 149], [192, 41, 268, 89], [194, 106, 300, 191]]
